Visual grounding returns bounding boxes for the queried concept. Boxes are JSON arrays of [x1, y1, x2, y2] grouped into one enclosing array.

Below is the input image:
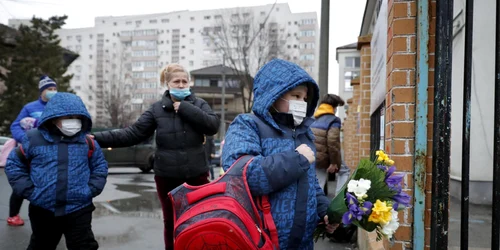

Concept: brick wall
[[342, 1, 436, 249], [345, 79, 360, 169], [384, 0, 418, 249], [358, 38, 372, 159]]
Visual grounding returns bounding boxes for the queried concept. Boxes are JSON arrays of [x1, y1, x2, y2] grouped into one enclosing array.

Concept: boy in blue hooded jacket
[[5, 92, 108, 250], [222, 59, 337, 249]]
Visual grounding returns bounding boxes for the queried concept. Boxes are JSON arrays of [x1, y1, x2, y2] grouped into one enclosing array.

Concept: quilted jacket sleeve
[[221, 114, 310, 196], [93, 105, 157, 148]]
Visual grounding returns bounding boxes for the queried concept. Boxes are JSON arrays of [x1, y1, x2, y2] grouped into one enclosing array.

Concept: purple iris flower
[[342, 194, 373, 225], [393, 191, 411, 207]]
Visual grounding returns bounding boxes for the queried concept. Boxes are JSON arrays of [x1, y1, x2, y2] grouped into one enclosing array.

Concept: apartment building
[[335, 42, 360, 123], [9, 3, 319, 126]]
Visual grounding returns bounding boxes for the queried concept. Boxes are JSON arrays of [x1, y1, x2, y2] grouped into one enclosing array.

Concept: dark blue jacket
[[10, 98, 47, 142], [5, 93, 108, 216], [222, 59, 330, 249]]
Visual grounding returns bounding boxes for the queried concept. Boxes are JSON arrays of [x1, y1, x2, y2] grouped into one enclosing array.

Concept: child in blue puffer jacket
[[5, 92, 108, 250], [222, 59, 338, 249]]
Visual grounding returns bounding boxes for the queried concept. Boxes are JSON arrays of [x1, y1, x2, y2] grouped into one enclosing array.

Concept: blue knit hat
[[39, 75, 57, 93]]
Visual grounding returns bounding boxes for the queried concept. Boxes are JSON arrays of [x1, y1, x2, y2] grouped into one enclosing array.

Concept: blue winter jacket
[[222, 59, 330, 250], [10, 98, 47, 142], [5, 93, 108, 216]]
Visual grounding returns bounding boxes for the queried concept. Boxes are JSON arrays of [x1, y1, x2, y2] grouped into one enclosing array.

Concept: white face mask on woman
[[58, 119, 82, 137], [281, 98, 308, 126]]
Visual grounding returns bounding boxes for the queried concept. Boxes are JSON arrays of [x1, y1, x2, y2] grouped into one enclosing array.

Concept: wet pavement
[[0, 167, 355, 249]]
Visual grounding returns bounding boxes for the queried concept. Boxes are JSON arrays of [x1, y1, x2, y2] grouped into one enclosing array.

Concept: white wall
[[450, 0, 496, 182]]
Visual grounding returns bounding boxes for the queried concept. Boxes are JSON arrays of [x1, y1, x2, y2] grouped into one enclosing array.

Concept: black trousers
[[27, 204, 98, 250], [9, 192, 23, 217]]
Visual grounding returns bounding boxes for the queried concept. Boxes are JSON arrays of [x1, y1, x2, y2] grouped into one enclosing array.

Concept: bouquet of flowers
[[314, 150, 411, 242]]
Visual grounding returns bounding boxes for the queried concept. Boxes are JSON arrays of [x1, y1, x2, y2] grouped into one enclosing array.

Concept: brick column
[[348, 79, 361, 169], [358, 35, 373, 159], [384, 1, 418, 249]]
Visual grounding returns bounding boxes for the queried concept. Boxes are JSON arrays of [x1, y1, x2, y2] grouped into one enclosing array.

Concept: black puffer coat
[[93, 91, 220, 178]]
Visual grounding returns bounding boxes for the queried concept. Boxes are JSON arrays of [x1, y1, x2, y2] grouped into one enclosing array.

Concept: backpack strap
[[85, 135, 95, 158], [259, 196, 280, 248], [15, 145, 29, 166]]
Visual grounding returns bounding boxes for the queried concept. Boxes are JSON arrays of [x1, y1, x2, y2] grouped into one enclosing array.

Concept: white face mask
[[58, 119, 82, 137], [282, 98, 308, 126]]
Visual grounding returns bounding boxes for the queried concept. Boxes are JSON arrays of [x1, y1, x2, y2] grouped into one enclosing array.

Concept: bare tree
[[95, 45, 135, 128], [203, 2, 289, 113]]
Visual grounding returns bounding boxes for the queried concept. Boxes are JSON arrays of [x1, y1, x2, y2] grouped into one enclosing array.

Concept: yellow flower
[[368, 200, 393, 225], [386, 159, 395, 166]]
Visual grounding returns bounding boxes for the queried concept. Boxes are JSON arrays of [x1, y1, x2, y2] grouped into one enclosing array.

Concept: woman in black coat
[[92, 63, 220, 250]]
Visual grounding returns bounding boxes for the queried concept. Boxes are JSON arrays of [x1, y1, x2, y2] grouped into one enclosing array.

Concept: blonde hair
[[160, 63, 188, 87]]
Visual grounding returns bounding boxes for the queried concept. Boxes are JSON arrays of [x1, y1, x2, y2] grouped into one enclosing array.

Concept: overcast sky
[[0, 0, 366, 94]]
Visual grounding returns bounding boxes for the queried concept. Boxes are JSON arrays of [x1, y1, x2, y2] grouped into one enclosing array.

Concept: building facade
[[335, 42, 360, 123], [8, 3, 319, 127]]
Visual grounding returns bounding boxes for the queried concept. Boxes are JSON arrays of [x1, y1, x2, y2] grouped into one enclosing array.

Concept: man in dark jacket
[[91, 63, 220, 250]]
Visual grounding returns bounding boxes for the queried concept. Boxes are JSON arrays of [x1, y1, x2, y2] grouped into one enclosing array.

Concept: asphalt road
[[0, 167, 355, 250]]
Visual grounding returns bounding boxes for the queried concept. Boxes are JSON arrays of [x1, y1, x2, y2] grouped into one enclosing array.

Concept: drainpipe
[[413, 0, 430, 249]]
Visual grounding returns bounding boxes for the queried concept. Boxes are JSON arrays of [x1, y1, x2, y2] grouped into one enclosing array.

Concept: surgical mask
[[45, 91, 57, 100], [169, 88, 191, 100], [58, 119, 82, 137], [282, 98, 308, 126]]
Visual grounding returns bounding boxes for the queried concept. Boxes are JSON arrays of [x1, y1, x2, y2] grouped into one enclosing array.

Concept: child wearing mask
[[5, 92, 108, 250], [221, 59, 338, 249]]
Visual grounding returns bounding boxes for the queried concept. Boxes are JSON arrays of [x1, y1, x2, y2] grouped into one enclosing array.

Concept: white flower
[[347, 178, 371, 199], [381, 210, 400, 238]]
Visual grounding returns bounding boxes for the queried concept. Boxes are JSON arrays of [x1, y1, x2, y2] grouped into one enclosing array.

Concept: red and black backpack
[[169, 155, 280, 250]]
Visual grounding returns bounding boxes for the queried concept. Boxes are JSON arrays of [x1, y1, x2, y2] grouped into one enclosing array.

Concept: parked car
[[97, 129, 156, 173], [0, 136, 11, 153]]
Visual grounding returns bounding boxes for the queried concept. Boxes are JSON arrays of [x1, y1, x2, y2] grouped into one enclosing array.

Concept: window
[[344, 70, 360, 91], [260, 11, 266, 16], [190, 49, 194, 55], [126, 21, 132, 25], [136, 20, 142, 25], [133, 72, 143, 78], [89, 75, 93, 80], [190, 28, 194, 33], [113, 22, 117, 26], [149, 19, 157, 24], [89, 34, 93, 39], [243, 12, 251, 18], [76, 35, 82, 41], [121, 31, 132, 36], [145, 61, 157, 67], [74, 86, 81, 90], [345, 57, 361, 68], [144, 72, 157, 78], [204, 16, 211, 20], [75, 75, 81, 80], [299, 30, 316, 37], [88, 95, 93, 101], [66, 36, 72, 40], [191, 17, 195, 21], [145, 50, 157, 56], [300, 19, 316, 25], [299, 54, 315, 61], [161, 18, 169, 23], [194, 79, 210, 87], [190, 39, 194, 44], [75, 65, 82, 72], [89, 55, 93, 59], [214, 15, 222, 19], [300, 42, 315, 49]]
